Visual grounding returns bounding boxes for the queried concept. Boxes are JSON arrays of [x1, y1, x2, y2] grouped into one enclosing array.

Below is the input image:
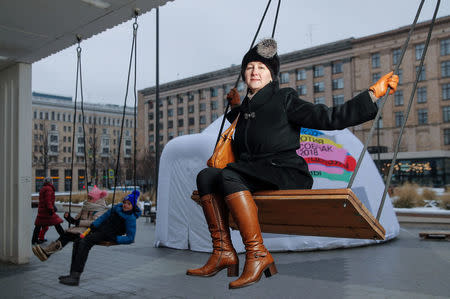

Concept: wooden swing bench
[[192, 188, 385, 240]]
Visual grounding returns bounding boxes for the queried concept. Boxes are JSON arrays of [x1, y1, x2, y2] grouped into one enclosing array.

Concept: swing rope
[[376, 0, 440, 220], [68, 35, 91, 226], [111, 10, 139, 207], [68, 36, 83, 223], [215, 0, 279, 147]]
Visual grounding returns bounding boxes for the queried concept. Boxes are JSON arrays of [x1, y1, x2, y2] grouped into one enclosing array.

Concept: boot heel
[[263, 263, 278, 278], [227, 263, 239, 277]]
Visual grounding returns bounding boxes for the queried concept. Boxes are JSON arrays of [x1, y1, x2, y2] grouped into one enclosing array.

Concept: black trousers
[[58, 232, 80, 247], [196, 167, 273, 197], [32, 224, 65, 243], [70, 230, 115, 273]]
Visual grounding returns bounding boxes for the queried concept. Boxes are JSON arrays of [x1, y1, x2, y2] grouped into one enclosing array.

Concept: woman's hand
[[369, 71, 399, 100], [226, 88, 241, 107]]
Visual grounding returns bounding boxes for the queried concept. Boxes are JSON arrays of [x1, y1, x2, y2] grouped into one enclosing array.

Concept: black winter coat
[[225, 81, 378, 190]]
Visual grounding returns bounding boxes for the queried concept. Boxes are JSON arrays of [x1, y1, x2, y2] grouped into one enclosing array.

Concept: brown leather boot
[[186, 194, 239, 277], [225, 190, 277, 289]]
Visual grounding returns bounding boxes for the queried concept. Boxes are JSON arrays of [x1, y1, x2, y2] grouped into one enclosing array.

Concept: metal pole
[[154, 7, 160, 209], [377, 118, 381, 171]]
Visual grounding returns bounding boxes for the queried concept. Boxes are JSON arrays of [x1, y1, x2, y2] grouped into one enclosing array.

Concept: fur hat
[[123, 190, 140, 208], [43, 177, 53, 184], [241, 38, 280, 81], [88, 186, 108, 202]]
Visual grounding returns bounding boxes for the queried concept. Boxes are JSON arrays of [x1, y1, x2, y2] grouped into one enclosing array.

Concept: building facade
[[139, 16, 450, 187], [32, 92, 136, 192]]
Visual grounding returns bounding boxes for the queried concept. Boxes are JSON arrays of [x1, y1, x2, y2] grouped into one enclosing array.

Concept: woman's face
[[244, 61, 272, 94]]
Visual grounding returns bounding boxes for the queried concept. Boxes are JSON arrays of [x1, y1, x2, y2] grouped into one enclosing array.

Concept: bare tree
[[136, 147, 156, 192], [33, 120, 61, 177]]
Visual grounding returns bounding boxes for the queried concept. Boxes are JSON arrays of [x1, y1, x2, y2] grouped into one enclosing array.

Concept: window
[[149, 135, 154, 142], [210, 87, 218, 97], [392, 48, 401, 65], [148, 113, 154, 120], [441, 61, 450, 78], [63, 114, 66, 122], [332, 78, 344, 90], [444, 83, 450, 100], [332, 61, 343, 74], [415, 43, 424, 60], [418, 109, 428, 125], [394, 90, 404, 106], [445, 129, 450, 145], [159, 111, 163, 118], [441, 38, 450, 56], [212, 113, 218, 121], [210, 101, 218, 110], [199, 103, 206, 111], [313, 65, 324, 77], [371, 53, 380, 68], [51, 111, 55, 120], [149, 124, 154, 131], [167, 97, 173, 105], [332, 94, 344, 106], [177, 96, 183, 104], [417, 87, 427, 103], [178, 130, 184, 136], [199, 115, 206, 124], [168, 131, 174, 140], [397, 69, 403, 84], [280, 72, 290, 84], [188, 105, 195, 113], [314, 97, 325, 105], [177, 107, 183, 115], [296, 69, 306, 80], [50, 135, 58, 142], [189, 117, 195, 125], [296, 85, 307, 96], [188, 129, 195, 134], [34, 110, 37, 119], [40, 111, 43, 120], [168, 109, 173, 117], [188, 93, 194, 102], [443, 106, 450, 123], [45, 112, 49, 120], [168, 120, 173, 129], [224, 84, 233, 93], [395, 111, 404, 127], [416, 65, 426, 81], [178, 119, 184, 127], [372, 73, 381, 84], [313, 82, 324, 93]]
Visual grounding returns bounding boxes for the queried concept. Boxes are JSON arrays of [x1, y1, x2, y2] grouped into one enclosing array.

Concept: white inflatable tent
[[155, 116, 400, 253]]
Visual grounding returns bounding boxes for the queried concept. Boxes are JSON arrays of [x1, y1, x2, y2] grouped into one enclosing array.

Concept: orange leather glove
[[226, 88, 240, 107], [369, 71, 399, 98]]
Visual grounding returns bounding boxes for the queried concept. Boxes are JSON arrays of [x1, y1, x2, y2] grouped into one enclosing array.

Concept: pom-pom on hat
[[123, 190, 140, 208], [241, 38, 280, 82], [88, 186, 108, 202]]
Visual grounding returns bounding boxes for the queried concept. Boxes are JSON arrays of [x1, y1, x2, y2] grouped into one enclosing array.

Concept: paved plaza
[[1, 210, 449, 299]]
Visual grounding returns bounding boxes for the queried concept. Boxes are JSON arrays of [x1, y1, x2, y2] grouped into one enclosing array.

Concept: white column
[[0, 63, 32, 264]]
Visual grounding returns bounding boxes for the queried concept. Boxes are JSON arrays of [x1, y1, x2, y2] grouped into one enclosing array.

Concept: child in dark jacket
[[59, 190, 141, 286]]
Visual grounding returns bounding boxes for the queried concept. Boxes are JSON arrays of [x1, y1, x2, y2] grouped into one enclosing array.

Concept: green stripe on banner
[[310, 170, 353, 182]]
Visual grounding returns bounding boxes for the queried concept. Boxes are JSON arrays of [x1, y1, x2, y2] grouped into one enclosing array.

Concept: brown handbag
[[207, 114, 239, 169]]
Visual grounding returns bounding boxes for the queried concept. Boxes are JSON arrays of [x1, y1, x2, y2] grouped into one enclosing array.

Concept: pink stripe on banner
[[297, 141, 348, 163], [307, 164, 344, 175]]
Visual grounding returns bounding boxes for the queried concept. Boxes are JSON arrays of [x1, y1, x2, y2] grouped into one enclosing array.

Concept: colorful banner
[[297, 128, 356, 182]]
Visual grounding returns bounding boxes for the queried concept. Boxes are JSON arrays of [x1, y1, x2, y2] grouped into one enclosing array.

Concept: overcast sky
[[32, 0, 449, 106]]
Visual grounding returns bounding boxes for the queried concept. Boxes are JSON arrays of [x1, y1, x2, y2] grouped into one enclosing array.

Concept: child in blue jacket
[[59, 190, 141, 286]]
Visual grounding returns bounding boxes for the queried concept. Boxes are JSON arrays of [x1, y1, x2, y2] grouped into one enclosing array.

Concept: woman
[[32, 177, 64, 244], [32, 186, 108, 261], [186, 38, 398, 289]]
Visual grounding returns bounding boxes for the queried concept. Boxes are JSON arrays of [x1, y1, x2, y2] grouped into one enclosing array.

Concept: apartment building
[[138, 16, 450, 187], [32, 92, 136, 192]]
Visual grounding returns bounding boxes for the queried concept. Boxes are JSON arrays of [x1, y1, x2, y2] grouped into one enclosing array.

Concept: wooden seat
[[419, 231, 450, 240], [191, 188, 385, 240]]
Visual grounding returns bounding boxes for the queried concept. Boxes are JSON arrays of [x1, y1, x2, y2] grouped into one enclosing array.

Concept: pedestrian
[[32, 177, 65, 244], [59, 190, 141, 286], [186, 38, 398, 289], [32, 186, 108, 261]]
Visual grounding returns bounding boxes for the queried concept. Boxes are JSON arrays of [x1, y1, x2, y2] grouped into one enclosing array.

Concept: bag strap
[[223, 113, 240, 138]]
